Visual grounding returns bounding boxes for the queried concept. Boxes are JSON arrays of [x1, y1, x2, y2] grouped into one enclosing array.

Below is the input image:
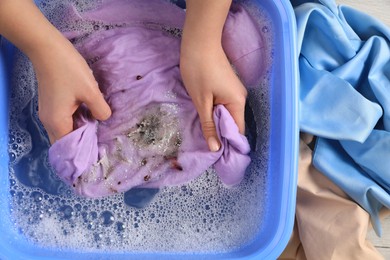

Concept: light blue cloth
[[292, 0, 390, 235]]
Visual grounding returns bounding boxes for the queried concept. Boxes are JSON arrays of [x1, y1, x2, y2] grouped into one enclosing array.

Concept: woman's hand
[[180, 45, 247, 152], [33, 39, 111, 144], [0, 0, 111, 144], [181, 0, 247, 152]]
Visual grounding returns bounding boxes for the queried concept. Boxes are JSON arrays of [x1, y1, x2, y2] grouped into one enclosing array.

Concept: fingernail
[[208, 136, 220, 152]]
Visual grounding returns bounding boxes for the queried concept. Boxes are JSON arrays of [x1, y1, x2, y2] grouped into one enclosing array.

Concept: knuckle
[[235, 90, 248, 105], [201, 120, 216, 137], [81, 79, 100, 99], [84, 89, 102, 104], [89, 79, 100, 90]]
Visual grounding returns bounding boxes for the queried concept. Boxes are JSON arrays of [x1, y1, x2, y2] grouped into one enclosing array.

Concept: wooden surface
[[367, 215, 390, 259], [335, 0, 390, 258], [336, 0, 390, 27]]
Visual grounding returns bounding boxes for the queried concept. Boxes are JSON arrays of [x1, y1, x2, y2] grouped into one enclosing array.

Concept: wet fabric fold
[[48, 0, 266, 198]]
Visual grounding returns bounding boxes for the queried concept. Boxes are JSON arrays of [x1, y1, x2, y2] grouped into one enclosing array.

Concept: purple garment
[[49, 0, 266, 198]]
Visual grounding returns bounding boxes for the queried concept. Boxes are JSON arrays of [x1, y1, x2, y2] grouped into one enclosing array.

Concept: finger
[[83, 88, 112, 121], [47, 133, 56, 145], [225, 101, 246, 134], [197, 101, 221, 152]]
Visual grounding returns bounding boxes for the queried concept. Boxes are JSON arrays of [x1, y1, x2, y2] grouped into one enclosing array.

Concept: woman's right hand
[[33, 38, 112, 144], [0, 0, 111, 144]]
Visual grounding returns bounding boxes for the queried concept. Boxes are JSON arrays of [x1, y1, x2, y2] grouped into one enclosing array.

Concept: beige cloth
[[279, 134, 390, 260]]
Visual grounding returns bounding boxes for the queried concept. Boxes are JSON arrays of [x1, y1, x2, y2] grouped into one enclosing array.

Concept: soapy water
[[7, 0, 273, 253]]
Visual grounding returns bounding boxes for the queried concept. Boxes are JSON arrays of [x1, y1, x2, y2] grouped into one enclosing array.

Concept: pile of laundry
[[282, 0, 390, 259]]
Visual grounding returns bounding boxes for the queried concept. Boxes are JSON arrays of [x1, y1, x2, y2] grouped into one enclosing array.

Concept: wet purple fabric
[[49, 0, 266, 197]]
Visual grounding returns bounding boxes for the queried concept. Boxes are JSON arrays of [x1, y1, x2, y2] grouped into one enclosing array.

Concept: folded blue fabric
[[292, 0, 390, 235]]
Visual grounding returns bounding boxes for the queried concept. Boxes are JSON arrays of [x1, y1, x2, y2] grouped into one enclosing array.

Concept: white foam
[[10, 163, 268, 252], [8, 51, 36, 165]]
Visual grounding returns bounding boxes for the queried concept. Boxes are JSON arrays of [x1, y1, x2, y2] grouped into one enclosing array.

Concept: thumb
[[83, 88, 112, 121], [197, 102, 221, 152], [224, 101, 245, 134]]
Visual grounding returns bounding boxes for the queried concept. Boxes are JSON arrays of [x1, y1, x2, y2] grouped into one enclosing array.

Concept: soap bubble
[[100, 211, 115, 226]]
